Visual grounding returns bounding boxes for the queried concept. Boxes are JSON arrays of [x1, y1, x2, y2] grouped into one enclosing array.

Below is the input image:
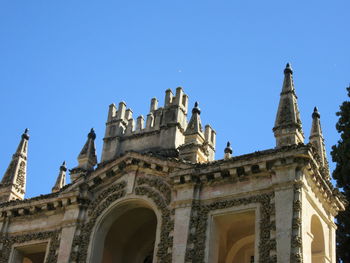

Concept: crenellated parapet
[[101, 87, 216, 163]]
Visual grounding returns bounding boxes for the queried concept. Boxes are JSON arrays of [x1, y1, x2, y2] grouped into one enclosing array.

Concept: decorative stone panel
[[0, 230, 60, 263], [184, 192, 275, 263]]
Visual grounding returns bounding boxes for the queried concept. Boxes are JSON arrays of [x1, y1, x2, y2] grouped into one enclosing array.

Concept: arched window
[[310, 215, 325, 263]]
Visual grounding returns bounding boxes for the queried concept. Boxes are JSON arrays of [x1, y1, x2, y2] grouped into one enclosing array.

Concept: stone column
[[57, 204, 82, 263], [329, 222, 337, 263], [172, 185, 195, 263], [272, 165, 298, 263], [274, 186, 294, 262]]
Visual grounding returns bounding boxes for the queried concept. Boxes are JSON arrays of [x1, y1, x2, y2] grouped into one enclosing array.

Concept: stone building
[[0, 64, 346, 263]]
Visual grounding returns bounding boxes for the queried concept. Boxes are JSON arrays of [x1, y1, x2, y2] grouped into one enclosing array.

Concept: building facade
[[0, 64, 346, 263]]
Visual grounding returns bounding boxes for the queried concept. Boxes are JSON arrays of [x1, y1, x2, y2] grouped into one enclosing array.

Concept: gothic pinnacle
[[77, 129, 97, 170], [52, 161, 67, 193], [312, 107, 320, 119], [0, 129, 30, 202], [192, 101, 201, 115], [70, 128, 98, 182], [273, 63, 304, 147], [224, 141, 233, 160], [185, 102, 203, 135], [224, 141, 233, 154], [88, 128, 96, 140], [60, 161, 67, 171], [309, 107, 328, 171], [22, 128, 29, 140], [284, 62, 293, 75]]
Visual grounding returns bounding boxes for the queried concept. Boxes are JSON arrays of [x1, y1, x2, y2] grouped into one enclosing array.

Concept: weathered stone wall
[[0, 146, 344, 263]]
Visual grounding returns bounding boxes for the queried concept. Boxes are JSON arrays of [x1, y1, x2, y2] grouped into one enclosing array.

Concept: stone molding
[[69, 174, 174, 263], [0, 229, 60, 263], [135, 176, 174, 263], [184, 192, 275, 263], [69, 181, 127, 262]]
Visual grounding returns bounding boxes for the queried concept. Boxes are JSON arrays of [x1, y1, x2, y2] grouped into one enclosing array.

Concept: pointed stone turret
[[224, 141, 233, 160], [273, 63, 304, 147], [70, 128, 97, 182], [184, 102, 203, 137], [309, 107, 328, 169], [0, 129, 29, 202], [77, 128, 97, 169], [179, 102, 216, 163], [52, 161, 67, 193]]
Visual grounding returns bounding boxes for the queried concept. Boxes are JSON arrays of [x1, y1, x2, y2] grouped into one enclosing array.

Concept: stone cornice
[[170, 144, 310, 185], [0, 190, 85, 219], [0, 143, 345, 220]]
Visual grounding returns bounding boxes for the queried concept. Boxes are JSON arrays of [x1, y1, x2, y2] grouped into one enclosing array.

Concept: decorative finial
[[88, 128, 96, 140], [192, 102, 201, 115], [22, 128, 30, 140], [284, 62, 293, 74], [312, 107, 320, 119], [60, 161, 67, 171], [224, 141, 233, 154]]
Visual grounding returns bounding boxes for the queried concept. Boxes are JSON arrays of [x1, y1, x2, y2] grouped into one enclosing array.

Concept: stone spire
[[184, 102, 203, 137], [0, 129, 29, 202], [77, 128, 97, 170], [52, 161, 67, 193], [224, 141, 233, 160], [70, 128, 97, 182], [273, 63, 304, 147], [309, 107, 328, 168]]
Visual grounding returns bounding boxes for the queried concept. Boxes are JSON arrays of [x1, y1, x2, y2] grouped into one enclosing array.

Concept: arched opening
[[89, 200, 159, 263], [209, 210, 256, 263], [311, 215, 325, 263]]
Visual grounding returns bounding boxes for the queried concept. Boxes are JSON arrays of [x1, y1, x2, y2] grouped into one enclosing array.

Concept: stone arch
[[69, 176, 174, 263], [88, 196, 162, 263], [310, 214, 325, 263], [225, 235, 255, 263]]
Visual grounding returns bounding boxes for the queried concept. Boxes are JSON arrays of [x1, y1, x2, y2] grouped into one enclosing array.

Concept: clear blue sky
[[0, 1, 349, 198]]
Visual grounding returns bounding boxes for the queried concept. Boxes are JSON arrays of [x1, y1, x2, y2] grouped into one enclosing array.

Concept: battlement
[[101, 88, 214, 163]]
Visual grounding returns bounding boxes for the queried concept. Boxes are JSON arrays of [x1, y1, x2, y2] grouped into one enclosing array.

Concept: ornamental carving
[[69, 176, 174, 263], [16, 161, 25, 188], [184, 192, 276, 263], [69, 181, 127, 262], [291, 184, 303, 263], [136, 176, 172, 205], [135, 178, 174, 263], [0, 230, 60, 263]]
